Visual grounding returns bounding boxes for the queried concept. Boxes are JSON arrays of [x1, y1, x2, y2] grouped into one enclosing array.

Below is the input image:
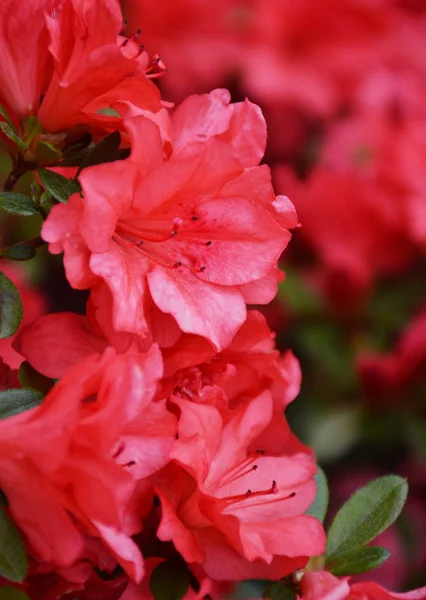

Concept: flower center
[[113, 213, 212, 273]]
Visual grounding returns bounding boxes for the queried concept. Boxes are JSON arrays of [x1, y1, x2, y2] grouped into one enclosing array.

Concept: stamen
[[220, 455, 261, 486], [120, 38, 129, 48], [205, 241, 212, 246], [174, 262, 182, 268], [133, 44, 145, 59], [223, 481, 285, 506], [199, 266, 206, 272], [191, 215, 199, 221], [145, 54, 168, 78]]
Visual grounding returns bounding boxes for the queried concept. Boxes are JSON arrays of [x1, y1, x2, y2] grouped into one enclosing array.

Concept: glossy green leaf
[[0, 123, 27, 152], [263, 582, 296, 600], [0, 193, 37, 216], [150, 559, 190, 600], [77, 130, 122, 172], [327, 546, 391, 576], [0, 243, 36, 262], [0, 509, 28, 582], [305, 466, 329, 523], [38, 170, 80, 204], [326, 475, 408, 563], [0, 588, 30, 600], [0, 389, 43, 420], [0, 272, 23, 339]]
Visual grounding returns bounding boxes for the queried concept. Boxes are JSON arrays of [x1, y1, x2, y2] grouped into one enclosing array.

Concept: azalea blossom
[[0, 345, 176, 583], [299, 570, 426, 600], [0, 0, 165, 139], [274, 165, 411, 302], [154, 391, 325, 580], [42, 91, 297, 350], [359, 306, 426, 407]]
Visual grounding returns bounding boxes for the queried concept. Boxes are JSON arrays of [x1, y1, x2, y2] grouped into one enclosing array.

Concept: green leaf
[[325, 475, 408, 563], [0, 272, 23, 339], [0, 508, 28, 582], [327, 546, 391, 576], [305, 466, 329, 523], [263, 582, 296, 600], [0, 243, 36, 262], [77, 130, 122, 172], [0, 389, 43, 420], [0, 588, 30, 600], [19, 362, 54, 395], [0, 193, 37, 216], [0, 123, 27, 152], [0, 105, 16, 130], [150, 559, 190, 600], [38, 170, 80, 204], [39, 191, 55, 215]]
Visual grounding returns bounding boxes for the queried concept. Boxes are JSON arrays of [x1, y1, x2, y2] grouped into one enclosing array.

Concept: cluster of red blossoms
[[0, 1, 425, 600]]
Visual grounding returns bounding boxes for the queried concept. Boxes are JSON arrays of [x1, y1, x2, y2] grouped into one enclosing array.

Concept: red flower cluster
[[1, 0, 425, 599], [0, 0, 326, 598]]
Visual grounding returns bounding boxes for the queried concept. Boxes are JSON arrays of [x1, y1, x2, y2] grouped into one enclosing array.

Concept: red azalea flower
[[154, 392, 325, 580], [42, 92, 296, 350], [321, 111, 426, 252], [0, 0, 165, 135], [359, 307, 426, 407], [275, 166, 411, 301], [0, 345, 176, 582], [299, 571, 426, 600]]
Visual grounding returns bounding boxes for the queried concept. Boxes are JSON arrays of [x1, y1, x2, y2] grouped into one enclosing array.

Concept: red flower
[[42, 92, 296, 350], [275, 166, 411, 302], [0, 0, 164, 135], [359, 306, 426, 407], [321, 111, 426, 252], [0, 345, 176, 582], [299, 571, 426, 600], [0, 0, 54, 118], [154, 392, 325, 580]]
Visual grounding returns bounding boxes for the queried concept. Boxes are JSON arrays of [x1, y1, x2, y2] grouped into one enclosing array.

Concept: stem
[[2, 158, 28, 192]]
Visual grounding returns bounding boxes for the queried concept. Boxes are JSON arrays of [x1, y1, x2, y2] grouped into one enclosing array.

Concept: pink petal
[[14, 313, 107, 379], [90, 243, 151, 337], [147, 266, 246, 351], [197, 528, 306, 581]]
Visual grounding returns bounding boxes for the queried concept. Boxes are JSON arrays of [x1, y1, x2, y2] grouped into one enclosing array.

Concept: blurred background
[[1, 0, 426, 590]]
